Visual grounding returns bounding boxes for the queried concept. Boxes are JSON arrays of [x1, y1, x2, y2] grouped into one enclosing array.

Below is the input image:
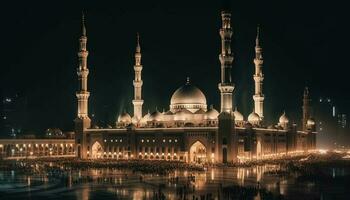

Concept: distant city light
[[332, 106, 336, 117]]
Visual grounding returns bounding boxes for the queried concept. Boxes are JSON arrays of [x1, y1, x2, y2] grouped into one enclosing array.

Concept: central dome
[[170, 78, 207, 113]]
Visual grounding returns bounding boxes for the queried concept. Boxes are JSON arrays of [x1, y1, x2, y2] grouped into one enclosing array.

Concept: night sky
[[0, 0, 348, 133]]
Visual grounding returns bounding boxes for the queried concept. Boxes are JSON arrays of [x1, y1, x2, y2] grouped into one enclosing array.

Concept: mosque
[[73, 10, 317, 163]]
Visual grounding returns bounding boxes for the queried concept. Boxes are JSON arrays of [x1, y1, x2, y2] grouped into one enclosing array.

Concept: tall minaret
[[302, 87, 311, 131], [218, 11, 235, 113], [75, 12, 91, 128], [253, 26, 265, 119], [132, 33, 144, 121]]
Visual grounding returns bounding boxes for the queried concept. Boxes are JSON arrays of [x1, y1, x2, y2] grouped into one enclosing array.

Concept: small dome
[[118, 112, 132, 123], [150, 110, 163, 121], [206, 106, 219, 120], [248, 111, 260, 122], [233, 107, 244, 121], [307, 118, 315, 126], [279, 112, 289, 124]]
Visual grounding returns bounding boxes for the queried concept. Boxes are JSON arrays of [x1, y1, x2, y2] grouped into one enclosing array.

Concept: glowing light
[[318, 149, 328, 154]]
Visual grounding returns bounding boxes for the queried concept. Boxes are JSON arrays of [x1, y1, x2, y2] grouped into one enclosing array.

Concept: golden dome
[[117, 112, 132, 123], [170, 78, 207, 113], [205, 106, 219, 120], [149, 110, 163, 121], [248, 111, 260, 122], [233, 107, 244, 121]]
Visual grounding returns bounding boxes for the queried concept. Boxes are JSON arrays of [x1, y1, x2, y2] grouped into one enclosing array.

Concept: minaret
[[218, 11, 235, 113], [253, 25, 265, 119], [302, 87, 311, 131], [75, 12, 91, 128], [75, 12, 90, 159], [132, 33, 144, 122]]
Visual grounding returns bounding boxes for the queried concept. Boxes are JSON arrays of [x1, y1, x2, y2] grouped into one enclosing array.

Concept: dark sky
[[0, 0, 348, 133]]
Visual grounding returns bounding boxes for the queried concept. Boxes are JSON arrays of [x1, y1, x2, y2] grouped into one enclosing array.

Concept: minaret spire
[[75, 12, 91, 159], [82, 11, 86, 36], [132, 32, 144, 122], [253, 25, 265, 119], [136, 32, 141, 53], [255, 25, 260, 46], [218, 10, 235, 113], [75, 12, 90, 122]]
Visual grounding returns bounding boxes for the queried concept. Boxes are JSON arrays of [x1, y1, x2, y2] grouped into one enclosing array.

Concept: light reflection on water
[[0, 164, 348, 200]]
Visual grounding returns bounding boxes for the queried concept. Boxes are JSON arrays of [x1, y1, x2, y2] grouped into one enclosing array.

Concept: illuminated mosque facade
[[71, 10, 317, 163], [0, 10, 316, 162]]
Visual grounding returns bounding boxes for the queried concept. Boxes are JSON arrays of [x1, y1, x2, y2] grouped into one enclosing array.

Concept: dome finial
[[136, 32, 141, 53], [82, 11, 86, 36], [256, 24, 260, 46]]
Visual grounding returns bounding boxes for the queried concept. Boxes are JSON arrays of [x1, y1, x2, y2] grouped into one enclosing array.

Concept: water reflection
[[0, 164, 348, 200]]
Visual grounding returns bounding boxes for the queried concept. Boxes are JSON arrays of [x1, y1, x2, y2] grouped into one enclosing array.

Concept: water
[[0, 164, 349, 200]]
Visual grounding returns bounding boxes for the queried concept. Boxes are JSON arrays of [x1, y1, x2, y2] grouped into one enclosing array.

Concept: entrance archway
[[189, 141, 207, 163], [91, 141, 103, 159]]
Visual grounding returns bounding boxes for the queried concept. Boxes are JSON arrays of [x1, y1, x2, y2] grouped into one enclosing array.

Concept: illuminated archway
[[189, 141, 207, 163], [91, 141, 103, 159]]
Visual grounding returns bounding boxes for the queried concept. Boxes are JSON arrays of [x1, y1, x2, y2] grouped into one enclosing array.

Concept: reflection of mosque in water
[[73, 10, 317, 163]]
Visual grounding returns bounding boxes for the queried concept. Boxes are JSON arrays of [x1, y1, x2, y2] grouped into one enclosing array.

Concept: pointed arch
[[91, 141, 103, 159], [189, 141, 207, 163]]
